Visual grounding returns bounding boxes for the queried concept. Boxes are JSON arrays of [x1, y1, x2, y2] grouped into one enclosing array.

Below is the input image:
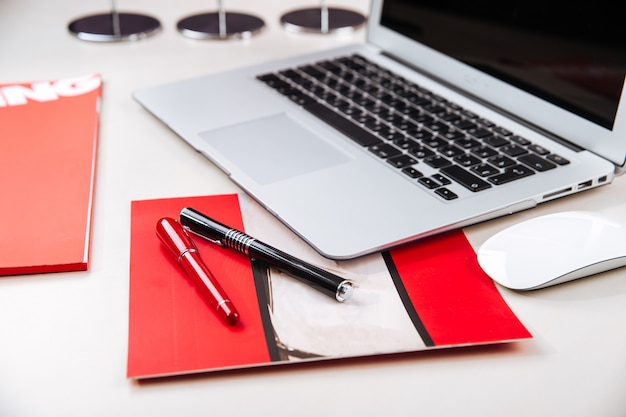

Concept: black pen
[[179, 207, 355, 302]]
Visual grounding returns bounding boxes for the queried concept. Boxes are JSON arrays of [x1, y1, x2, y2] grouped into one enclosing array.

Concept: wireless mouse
[[477, 211, 626, 290]]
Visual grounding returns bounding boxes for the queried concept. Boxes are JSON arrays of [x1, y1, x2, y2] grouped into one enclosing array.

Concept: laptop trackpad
[[198, 113, 352, 185]]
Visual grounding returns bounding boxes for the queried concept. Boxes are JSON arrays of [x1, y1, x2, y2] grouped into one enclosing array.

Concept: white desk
[[1, 1, 625, 416]]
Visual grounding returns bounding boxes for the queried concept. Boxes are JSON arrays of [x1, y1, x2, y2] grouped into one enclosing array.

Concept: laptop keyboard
[[257, 54, 571, 200]]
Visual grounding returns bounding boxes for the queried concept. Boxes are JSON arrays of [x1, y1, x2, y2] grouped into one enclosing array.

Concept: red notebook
[[127, 194, 531, 379], [0, 75, 102, 275]]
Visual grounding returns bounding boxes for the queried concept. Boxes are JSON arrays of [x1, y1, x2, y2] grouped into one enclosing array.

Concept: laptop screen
[[380, 0, 626, 131]]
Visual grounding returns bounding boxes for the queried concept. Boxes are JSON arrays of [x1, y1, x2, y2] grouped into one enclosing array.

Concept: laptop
[[134, 0, 626, 260]]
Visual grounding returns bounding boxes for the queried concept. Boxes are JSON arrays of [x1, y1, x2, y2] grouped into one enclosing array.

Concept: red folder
[[127, 194, 531, 379], [0, 75, 102, 275]]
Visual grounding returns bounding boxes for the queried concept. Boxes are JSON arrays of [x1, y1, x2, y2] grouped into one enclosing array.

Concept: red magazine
[[0, 75, 102, 275], [127, 194, 531, 379]]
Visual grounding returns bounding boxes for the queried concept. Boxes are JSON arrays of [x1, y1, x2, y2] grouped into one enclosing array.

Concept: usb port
[[578, 180, 593, 189]]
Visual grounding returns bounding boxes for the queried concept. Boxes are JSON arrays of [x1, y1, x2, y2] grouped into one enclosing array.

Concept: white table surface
[[1, 1, 625, 416]]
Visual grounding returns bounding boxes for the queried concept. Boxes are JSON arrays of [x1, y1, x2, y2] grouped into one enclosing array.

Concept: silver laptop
[[134, 0, 626, 260]]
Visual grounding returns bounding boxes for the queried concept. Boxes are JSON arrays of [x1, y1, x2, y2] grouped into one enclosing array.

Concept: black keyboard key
[[316, 90, 338, 102], [423, 103, 447, 115], [351, 112, 375, 125], [488, 165, 535, 185], [392, 136, 417, 148], [264, 78, 311, 104], [455, 138, 481, 149], [471, 146, 498, 159], [423, 121, 449, 133], [407, 129, 434, 141], [303, 102, 383, 147], [387, 154, 417, 168], [257, 73, 283, 87], [492, 126, 512, 136], [339, 105, 358, 116], [408, 112, 434, 125], [280, 69, 304, 82], [510, 135, 531, 145], [402, 166, 423, 178], [432, 173, 452, 185], [406, 93, 430, 106], [483, 135, 510, 147], [369, 143, 402, 159], [408, 145, 435, 159], [365, 119, 384, 131], [273, 82, 296, 96], [339, 57, 366, 72], [380, 112, 405, 124], [327, 97, 350, 109], [459, 109, 478, 119], [518, 153, 557, 171], [299, 65, 326, 79], [467, 126, 492, 139], [546, 154, 570, 165], [471, 163, 500, 177], [287, 92, 314, 106], [379, 129, 405, 141], [317, 60, 342, 73], [310, 86, 327, 97], [477, 118, 495, 128], [441, 165, 492, 192], [396, 119, 417, 132], [435, 187, 458, 200], [488, 155, 516, 168], [454, 153, 481, 167], [501, 144, 528, 157], [354, 95, 374, 106], [438, 144, 465, 158], [528, 144, 550, 155], [439, 112, 461, 123], [451, 119, 476, 130], [424, 155, 452, 168], [335, 85, 354, 97], [422, 137, 448, 149], [374, 92, 394, 103], [439, 129, 465, 141], [418, 177, 440, 189]]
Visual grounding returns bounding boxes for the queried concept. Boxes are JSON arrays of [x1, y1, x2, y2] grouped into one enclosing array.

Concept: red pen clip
[[156, 217, 240, 326]]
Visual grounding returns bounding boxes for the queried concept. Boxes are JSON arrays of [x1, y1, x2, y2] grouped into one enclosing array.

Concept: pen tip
[[336, 280, 355, 302], [218, 301, 240, 326], [227, 312, 240, 326]]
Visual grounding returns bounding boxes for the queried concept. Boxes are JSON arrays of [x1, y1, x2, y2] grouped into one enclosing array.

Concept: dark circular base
[[68, 12, 161, 42], [177, 12, 265, 40], [280, 8, 366, 34]]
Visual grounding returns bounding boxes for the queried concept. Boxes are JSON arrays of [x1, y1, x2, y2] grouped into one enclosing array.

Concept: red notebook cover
[[127, 194, 531, 379], [0, 75, 102, 275], [128, 195, 270, 378]]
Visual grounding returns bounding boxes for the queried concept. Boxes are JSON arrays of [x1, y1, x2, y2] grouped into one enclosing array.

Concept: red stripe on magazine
[[389, 230, 531, 346]]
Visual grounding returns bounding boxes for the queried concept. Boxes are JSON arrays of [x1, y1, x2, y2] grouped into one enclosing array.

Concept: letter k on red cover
[[127, 194, 531, 379]]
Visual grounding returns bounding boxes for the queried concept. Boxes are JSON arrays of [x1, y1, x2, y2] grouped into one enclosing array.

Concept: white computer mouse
[[477, 211, 626, 290]]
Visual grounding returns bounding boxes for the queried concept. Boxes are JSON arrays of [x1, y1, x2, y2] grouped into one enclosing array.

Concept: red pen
[[156, 217, 240, 326]]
